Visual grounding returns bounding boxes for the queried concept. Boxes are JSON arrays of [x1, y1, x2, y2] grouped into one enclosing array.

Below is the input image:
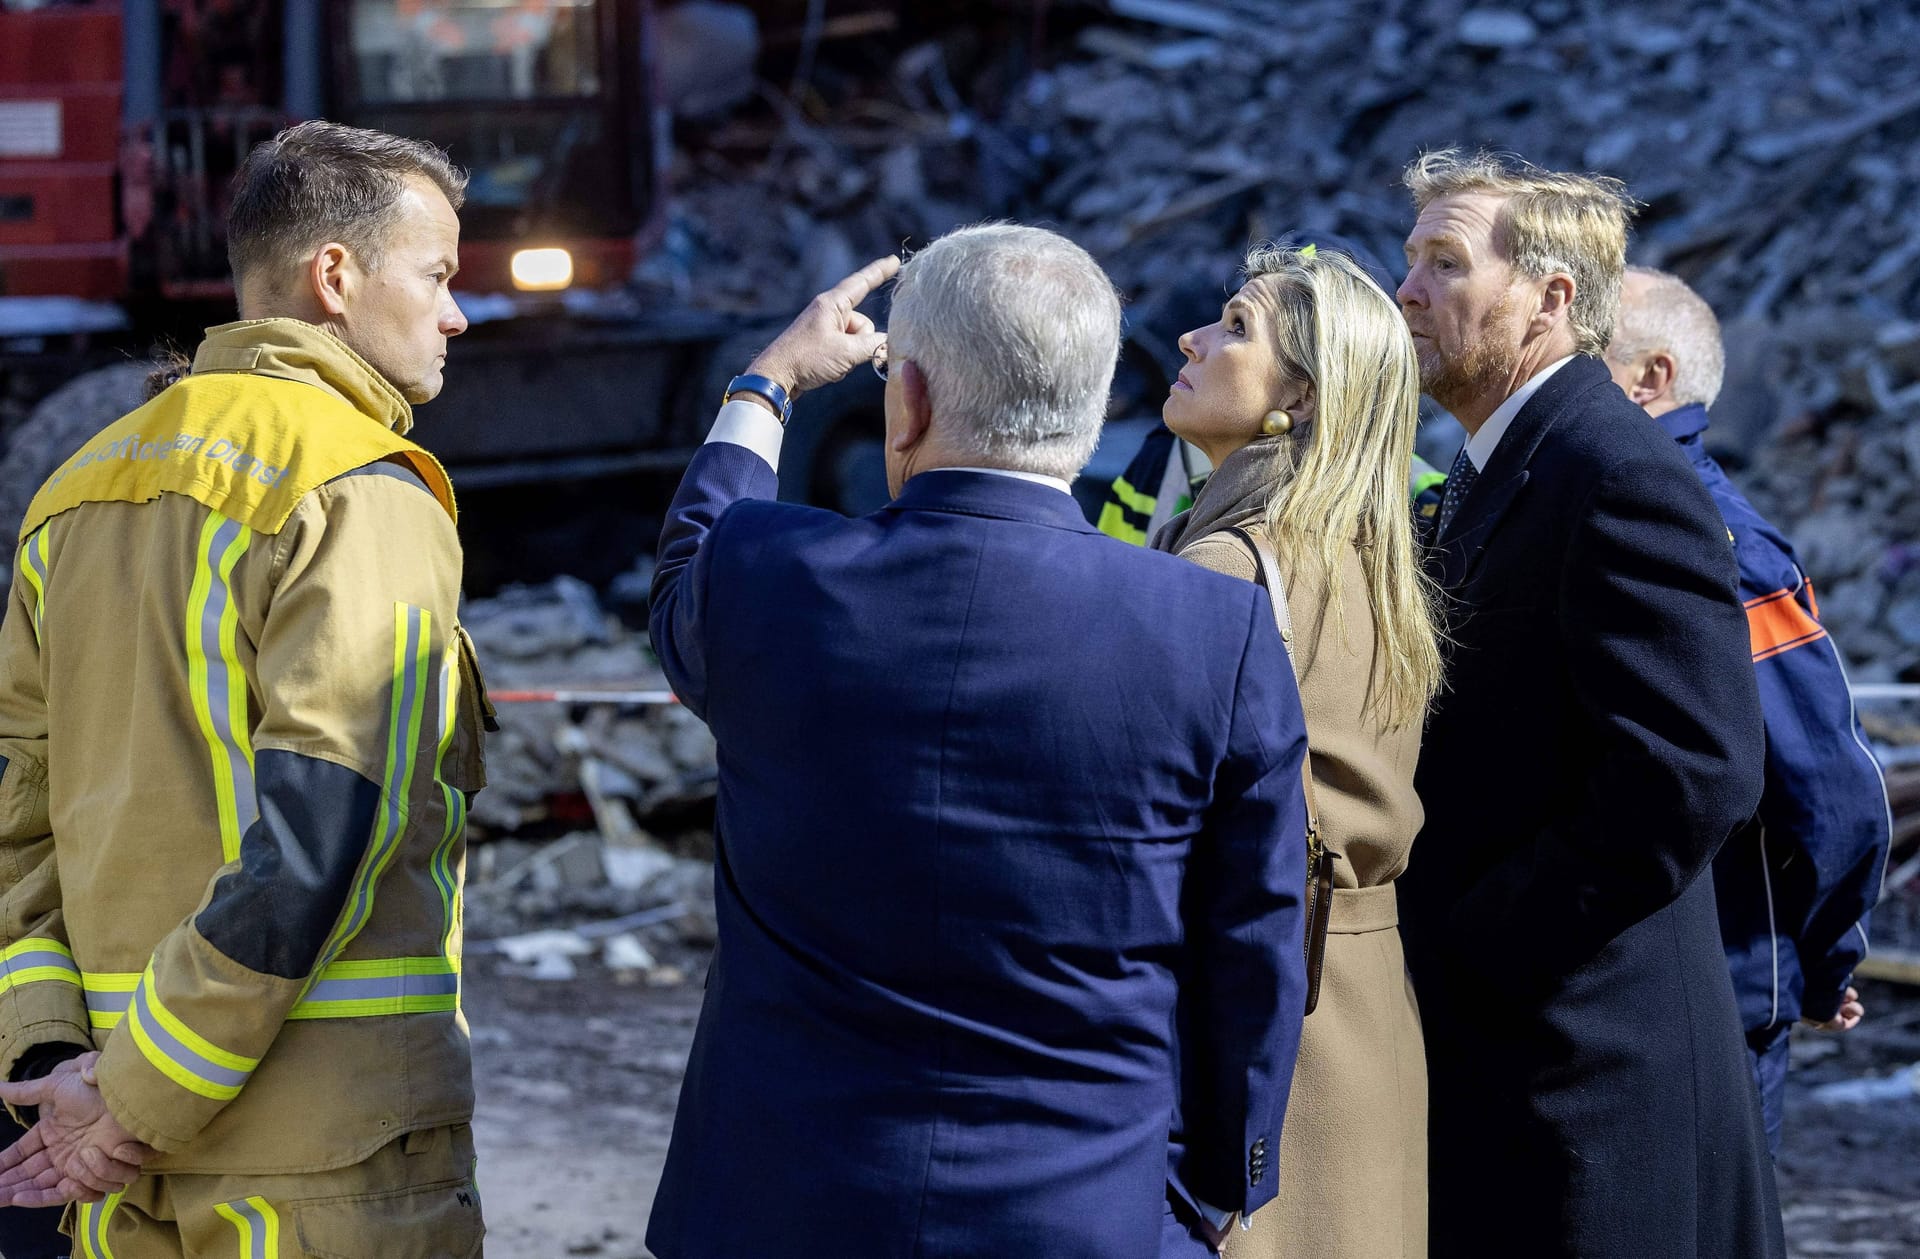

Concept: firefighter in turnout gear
[[0, 123, 491, 1257]]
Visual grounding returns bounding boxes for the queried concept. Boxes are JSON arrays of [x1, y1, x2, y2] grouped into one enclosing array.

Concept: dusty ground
[[467, 958, 1920, 1259], [468, 959, 705, 1259], [1772, 979, 1920, 1257]]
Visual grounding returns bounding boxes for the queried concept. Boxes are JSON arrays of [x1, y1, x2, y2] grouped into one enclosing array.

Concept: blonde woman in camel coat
[[1154, 244, 1443, 1259]]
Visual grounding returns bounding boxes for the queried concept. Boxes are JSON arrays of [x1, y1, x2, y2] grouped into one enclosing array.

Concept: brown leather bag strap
[[1224, 527, 1321, 827], [1227, 525, 1335, 1015]]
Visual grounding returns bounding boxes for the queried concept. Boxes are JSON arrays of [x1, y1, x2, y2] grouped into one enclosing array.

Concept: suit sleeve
[[648, 409, 782, 720], [1453, 454, 1766, 984], [1744, 566, 1889, 1022], [0, 534, 91, 1085], [1174, 591, 1309, 1215], [93, 475, 466, 1152]]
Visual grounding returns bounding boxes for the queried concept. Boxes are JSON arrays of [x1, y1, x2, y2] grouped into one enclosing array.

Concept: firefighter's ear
[[309, 242, 354, 317]]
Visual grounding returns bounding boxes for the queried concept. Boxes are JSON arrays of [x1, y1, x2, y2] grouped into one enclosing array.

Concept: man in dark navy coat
[[1394, 151, 1783, 1258], [645, 227, 1310, 1259]]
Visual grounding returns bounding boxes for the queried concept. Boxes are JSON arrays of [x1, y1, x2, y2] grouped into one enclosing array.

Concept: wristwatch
[[723, 373, 793, 426]]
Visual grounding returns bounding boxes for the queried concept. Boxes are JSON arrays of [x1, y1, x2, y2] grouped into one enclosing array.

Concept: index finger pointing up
[[826, 255, 903, 313]]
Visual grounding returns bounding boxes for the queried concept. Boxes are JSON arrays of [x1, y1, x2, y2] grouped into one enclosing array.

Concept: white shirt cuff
[[705, 397, 785, 471], [1193, 1197, 1237, 1230]]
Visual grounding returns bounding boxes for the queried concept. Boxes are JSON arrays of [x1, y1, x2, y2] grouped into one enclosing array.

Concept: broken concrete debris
[[650, 0, 1920, 694], [471, 2, 1920, 954]]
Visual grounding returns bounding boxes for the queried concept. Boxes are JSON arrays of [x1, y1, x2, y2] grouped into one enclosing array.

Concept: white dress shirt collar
[[936, 466, 1073, 495], [1463, 354, 1575, 472], [705, 398, 1075, 496]]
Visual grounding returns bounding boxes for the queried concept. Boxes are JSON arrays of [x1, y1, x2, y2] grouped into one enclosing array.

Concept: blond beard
[[1419, 290, 1521, 417]]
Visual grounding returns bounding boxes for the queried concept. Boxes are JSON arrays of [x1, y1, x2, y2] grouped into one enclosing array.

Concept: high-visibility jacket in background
[[1094, 422, 1207, 545], [1095, 422, 1450, 546], [0, 317, 491, 1176]]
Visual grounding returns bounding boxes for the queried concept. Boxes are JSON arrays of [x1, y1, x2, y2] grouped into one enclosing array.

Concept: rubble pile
[[465, 832, 716, 972], [467, 2, 1920, 932], [655, 0, 1920, 680], [461, 576, 717, 840], [1010, 0, 1920, 682]]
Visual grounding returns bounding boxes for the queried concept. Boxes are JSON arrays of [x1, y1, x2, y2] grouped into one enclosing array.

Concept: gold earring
[[1261, 410, 1293, 436]]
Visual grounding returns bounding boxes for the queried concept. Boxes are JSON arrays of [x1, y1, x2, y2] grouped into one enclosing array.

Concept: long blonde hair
[[1244, 243, 1443, 729]]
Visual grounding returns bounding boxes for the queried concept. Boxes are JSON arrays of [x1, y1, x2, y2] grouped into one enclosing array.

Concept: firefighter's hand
[[1803, 986, 1865, 1032], [747, 255, 900, 399], [0, 1053, 153, 1206]]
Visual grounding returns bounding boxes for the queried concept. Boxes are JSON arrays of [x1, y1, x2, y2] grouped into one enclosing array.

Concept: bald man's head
[[1604, 266, 1725, 418]]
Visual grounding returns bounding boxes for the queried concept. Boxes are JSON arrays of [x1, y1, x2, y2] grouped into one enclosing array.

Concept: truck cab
[[0, 0, 888, 581]]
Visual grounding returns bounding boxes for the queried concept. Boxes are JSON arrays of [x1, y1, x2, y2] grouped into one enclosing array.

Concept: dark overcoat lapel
[[1434, 359, 1603, 592]]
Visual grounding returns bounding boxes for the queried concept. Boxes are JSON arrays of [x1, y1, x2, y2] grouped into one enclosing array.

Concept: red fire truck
[[0, 0, 886, 583]]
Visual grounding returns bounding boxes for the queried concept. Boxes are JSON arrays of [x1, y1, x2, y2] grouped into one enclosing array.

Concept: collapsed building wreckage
[[463, 1, 1920, 963]]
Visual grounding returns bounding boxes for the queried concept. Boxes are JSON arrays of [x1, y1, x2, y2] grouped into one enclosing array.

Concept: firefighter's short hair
[[228, 120, 468, 286]]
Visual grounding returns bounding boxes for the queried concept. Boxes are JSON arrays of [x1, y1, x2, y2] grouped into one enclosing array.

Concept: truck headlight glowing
[[510, 248, 574, 291]]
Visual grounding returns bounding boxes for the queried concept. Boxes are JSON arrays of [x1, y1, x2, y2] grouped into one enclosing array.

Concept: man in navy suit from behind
[[645, 226, 1310, 1259]]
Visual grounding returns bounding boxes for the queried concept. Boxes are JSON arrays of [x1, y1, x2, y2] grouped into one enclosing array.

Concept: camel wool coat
[[1154, 436, 1428, 1259]]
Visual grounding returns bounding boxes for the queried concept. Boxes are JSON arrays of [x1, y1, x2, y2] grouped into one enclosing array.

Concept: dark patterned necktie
[[1436, 445, 1478, 538]]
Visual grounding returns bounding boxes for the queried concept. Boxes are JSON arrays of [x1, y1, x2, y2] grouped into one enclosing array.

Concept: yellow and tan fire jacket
[[0, 318, 491, 1174]]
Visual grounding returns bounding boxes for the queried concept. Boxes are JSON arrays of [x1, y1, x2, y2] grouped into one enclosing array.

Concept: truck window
[[350, 0, 600, 103]]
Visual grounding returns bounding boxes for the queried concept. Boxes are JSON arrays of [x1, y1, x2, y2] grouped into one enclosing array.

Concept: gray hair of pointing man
[[887, 224, 1123, 482]]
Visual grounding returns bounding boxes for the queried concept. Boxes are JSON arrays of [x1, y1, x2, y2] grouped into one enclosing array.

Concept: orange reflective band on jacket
[[1745, 587, 1826, 663]]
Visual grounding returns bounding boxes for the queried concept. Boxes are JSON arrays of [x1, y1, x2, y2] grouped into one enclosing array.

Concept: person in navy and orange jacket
[[1605, 265, 1891, 1155]]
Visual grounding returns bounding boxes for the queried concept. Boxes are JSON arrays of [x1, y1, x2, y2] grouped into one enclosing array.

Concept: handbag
[[1226, 526, 1336, 1016]]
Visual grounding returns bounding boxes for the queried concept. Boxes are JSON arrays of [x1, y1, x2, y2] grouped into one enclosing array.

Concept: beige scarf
[[1148, 431, 1304, 556]]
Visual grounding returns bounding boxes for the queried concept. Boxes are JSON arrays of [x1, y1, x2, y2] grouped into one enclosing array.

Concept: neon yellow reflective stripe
[[81, 971, 139, 990], [81, 970, 138, 1029], [185, 513, 257, 863], [316, 956, 454, 980], [19, 530, 49, 642], [90, 960, 463, 1026], [125, 965, 257, 1101], [1095, 502, 1148, 545], [78, 1190, 121, 1259], [0, 966, 82, 997], [0, 937, 74, 965], [289, 956, 457, 1020], [432, 644, 465, 976], [1411, 470, 1446, 496], [285, 992, 457, 1020], [315, 604, 431, 971], [213, 1196, 278, 1259], [1109, 475, 1155, 516], [0, 937, 82, 996]]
